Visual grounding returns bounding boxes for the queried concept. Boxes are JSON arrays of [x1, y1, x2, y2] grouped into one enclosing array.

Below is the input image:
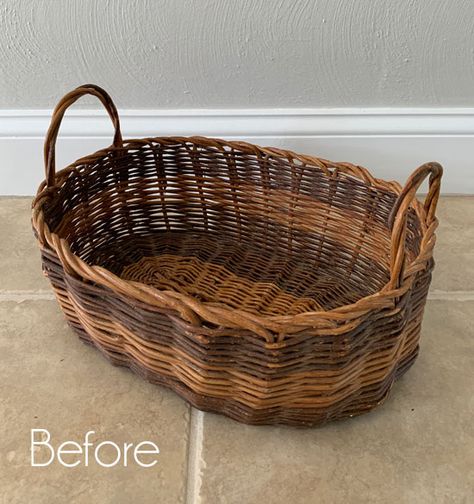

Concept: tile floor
[[0, 197, 472, 503]]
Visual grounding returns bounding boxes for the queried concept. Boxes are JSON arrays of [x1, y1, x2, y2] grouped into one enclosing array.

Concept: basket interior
[[42, 140, 422, 315]]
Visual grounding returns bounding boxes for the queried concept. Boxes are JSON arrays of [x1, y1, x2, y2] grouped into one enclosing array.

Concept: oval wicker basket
[[32, 85, 442, 426]]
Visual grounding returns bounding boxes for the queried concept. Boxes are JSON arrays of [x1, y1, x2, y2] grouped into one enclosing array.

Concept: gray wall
[[1, 0, 473, 109]]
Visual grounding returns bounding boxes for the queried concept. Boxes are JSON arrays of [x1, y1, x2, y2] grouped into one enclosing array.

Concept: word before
[[31, 429, 160, 468]]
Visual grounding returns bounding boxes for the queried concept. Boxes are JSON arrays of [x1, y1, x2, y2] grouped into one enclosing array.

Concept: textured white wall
[[1, 0, 473, 109]]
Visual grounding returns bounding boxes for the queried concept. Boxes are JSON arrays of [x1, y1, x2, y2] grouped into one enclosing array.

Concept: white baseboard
[[1, 108, 473, 195]]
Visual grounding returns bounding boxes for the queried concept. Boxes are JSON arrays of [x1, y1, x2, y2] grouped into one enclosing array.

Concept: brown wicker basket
[[32, 84, 442, 426]]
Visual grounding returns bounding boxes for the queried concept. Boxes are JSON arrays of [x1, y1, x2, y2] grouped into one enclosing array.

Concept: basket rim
[[32, 135, 437, 340]]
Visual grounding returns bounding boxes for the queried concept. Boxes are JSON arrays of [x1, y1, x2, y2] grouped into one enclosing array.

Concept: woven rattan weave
[[32, 85, 442, 426]]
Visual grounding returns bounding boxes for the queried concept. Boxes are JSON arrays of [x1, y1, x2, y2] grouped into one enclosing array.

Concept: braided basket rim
[[32, 135, 437, 340]]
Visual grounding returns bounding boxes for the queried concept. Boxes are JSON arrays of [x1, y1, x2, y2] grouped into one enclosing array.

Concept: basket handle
[[388, 161, 443, 289], [44, 84, 123, 187]]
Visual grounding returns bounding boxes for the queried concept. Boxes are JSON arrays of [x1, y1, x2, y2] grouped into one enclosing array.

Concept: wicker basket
[[32, 85, 442, 426]]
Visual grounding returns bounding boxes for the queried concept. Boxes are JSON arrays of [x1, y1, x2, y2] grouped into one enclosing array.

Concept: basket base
[[103, 231, 389, 316]]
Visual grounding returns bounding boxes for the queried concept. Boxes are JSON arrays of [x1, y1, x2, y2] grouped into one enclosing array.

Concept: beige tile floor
[[0, 197, 473, 503]]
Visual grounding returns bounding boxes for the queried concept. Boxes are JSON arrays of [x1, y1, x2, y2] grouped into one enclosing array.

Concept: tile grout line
[[0, 290, 55, 301], [185, 408, 204, 504], [427, 290, 474, 301]]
